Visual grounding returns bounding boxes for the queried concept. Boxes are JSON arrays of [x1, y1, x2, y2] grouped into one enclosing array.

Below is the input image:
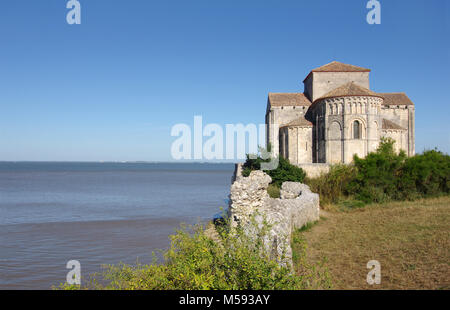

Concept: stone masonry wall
[[297, 163, 330, 178], [228, 164, 320, 267]]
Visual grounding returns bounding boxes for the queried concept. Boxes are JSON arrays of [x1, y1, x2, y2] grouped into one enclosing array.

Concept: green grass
[[295, 220, 320, 233], [336, 198, 366, 211], [293, 196, 450, 289]]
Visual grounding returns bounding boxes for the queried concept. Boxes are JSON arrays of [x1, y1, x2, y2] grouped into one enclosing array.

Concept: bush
[[267, 156, 307, 188], [267, 184, 280, 198], [347, 138, 450, 203], [58, 219, 331, 290], [242, 148, 306, 188], [306, 138, 449, 206], [397, 149, 450, 199], [347, 138, 407, 203], [305, 164, 356, 206]]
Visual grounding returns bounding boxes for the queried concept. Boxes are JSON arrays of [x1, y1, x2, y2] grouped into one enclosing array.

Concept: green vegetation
[[306, 138, 450, 207], [57, 140, 448, 291], [242, 146, 306, 191], [295, 220, 320, 233], [296, 196, 450, 289], [267, 183, 280, 198], [58, 218, 331, 290], [305, 164, 356, 206], [349, 138, 449, 203], [244, 139, 449, 207]]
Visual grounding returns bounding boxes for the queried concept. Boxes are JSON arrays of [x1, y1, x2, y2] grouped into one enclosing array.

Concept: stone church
[[265, 61, 415, 173]]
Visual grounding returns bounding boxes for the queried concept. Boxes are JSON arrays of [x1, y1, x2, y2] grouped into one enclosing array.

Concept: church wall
[[381, 130, 408, 154], [297, 163, 330, 178], [304, 75, 313, 101], [265, 106, 270, 150], [380, 105, 415, 156], [368, 115, 380, 153], [273, 106, 309, 126], [277, 124, 312, 165], [380, 106, 409, 130], [310, 72, 370, 102], [327, 120, 343, 163], [279, 127, 287, 159], [318, 141, 326, 163], [314, 96, 381, 164], [294, 127, 313, 164], [408, 106, 415, 155], [344, 115, 367, 163], [268, 64, 415, 167], [314, 108, 327, 163], [344, 140, 367, 162], [287, 128, 297, 164], [267, 106, 309, 157]]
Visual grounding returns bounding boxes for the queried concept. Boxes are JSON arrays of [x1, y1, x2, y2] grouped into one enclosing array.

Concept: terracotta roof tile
[[268, 93, 312, 107], [311, 61, 371, 73], [382, 119, 406, 130], [281, 117, 313, 128], [378, 93, 414, 106], [315, 82, 381, 102]]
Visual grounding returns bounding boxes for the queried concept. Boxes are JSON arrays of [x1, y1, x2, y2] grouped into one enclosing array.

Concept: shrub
[[267, 183, 281, 198], [267, 156, 306, 188], [306, 138, 449, 206], [305, 164, 356, 206], [242, 148, 306, 189], [242, 145, 273, 177], [347, 138, 406, 203], [397, 149, 450, 199], [58, 219, 331, 290]]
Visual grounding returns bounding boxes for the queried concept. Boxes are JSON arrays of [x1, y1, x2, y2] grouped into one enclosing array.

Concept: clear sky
[[0, 0, 448, 161]]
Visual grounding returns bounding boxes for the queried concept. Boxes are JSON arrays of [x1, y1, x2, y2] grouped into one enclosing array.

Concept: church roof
[[382, 119, 406, 130], [268, 93, 312, 107], [378, 93, 414, 106], [303, 61, 371, 82], [314, 82, 382, 103], [311, 61, 371, 73], [280, 117, 313, 128]]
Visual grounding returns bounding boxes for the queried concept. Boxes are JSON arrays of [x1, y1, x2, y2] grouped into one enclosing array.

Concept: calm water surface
[[0, 162, 234, 289]]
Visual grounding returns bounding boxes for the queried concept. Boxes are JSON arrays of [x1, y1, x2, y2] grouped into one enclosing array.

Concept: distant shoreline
[[0, 161, 241, 164]]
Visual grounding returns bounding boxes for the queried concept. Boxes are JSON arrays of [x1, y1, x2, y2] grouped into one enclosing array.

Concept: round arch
[[347, 117, 367, 139]]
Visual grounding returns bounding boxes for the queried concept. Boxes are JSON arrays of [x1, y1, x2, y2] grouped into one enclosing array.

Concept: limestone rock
[[280, 182, 311, 199], [229, 170, 271, 226], [227, 164, 320, 268]]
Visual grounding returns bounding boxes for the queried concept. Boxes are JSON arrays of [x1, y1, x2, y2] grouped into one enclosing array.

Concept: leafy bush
[[347, 138, 407, 203], [397, 149, 450, 200], [306, 164, 356, 206], [242, 149, 306, 188], [267, 183, 280, 198], [267, 156, 307, 188], [58, 219, 331, 290], [348, 138, 450, 203], [306, 138, 449, 206]]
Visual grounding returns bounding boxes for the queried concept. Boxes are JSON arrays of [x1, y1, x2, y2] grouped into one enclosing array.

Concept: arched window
[[353, 121, 361, 139]]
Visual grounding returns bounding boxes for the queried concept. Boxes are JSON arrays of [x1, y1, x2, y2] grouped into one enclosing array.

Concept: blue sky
[[0, 0, 448, 161]]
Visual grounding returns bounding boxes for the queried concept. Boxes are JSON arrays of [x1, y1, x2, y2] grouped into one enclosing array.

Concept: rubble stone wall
[[228, 164, 320, 267]]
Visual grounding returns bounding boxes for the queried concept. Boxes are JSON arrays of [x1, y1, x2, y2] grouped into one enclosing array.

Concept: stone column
[[408, 106, 415, 156], [342, 98, 348, 163], [325, 103, 329, 163], [366, 99, 371, 156]]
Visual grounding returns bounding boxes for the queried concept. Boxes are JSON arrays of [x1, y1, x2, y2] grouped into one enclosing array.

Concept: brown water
[[0, 162, 233, 289]]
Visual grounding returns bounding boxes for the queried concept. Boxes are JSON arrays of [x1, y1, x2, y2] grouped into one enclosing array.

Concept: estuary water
[[0, 162, 234, 289]]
